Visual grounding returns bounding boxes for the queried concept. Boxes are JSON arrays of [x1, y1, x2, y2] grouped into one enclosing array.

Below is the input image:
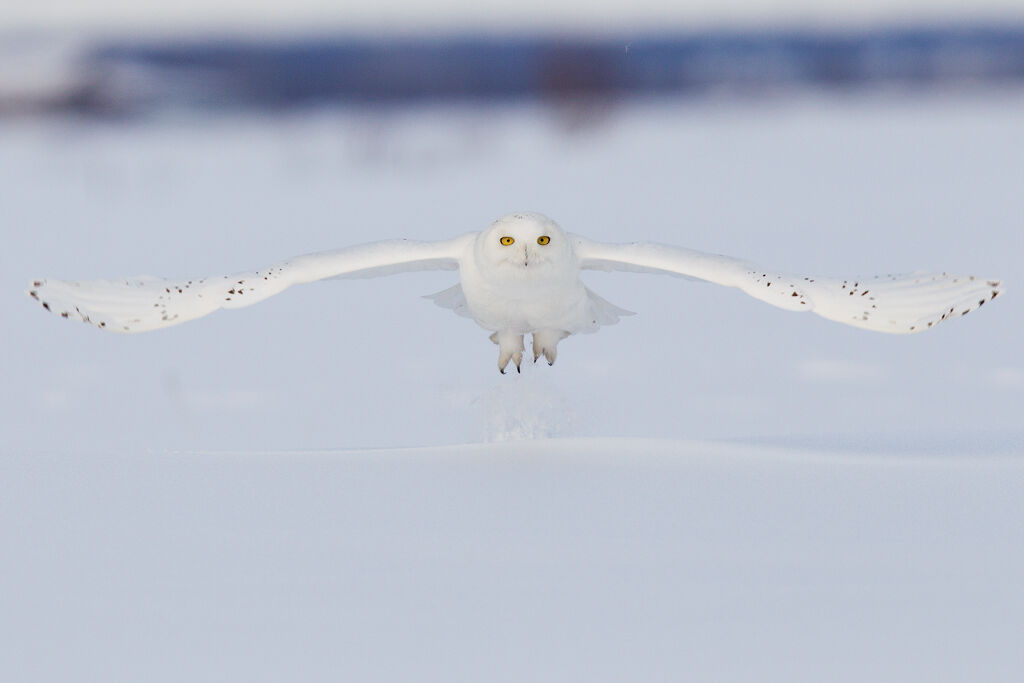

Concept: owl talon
[[532, 329, 568, 368], [495, 331, 525, 375]]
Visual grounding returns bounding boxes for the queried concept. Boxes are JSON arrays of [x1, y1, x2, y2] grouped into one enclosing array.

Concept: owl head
[[475, 212, 573, 278]]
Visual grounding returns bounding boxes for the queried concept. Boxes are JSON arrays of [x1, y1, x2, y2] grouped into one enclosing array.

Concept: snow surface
[[2, 92, 1023, 680], [2, 439, 1023, 681]]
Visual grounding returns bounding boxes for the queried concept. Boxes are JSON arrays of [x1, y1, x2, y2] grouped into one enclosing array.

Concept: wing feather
[[572, 236, 1003, 334], [27, 235, 473, 333]]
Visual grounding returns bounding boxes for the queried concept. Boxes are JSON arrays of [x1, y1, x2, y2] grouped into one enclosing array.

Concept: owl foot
[[490, 331, 525, 374], [532, 329, 569, 366]]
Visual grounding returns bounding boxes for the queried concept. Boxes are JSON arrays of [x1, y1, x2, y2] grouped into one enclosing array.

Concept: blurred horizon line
[[3, 23, 1024, 117]]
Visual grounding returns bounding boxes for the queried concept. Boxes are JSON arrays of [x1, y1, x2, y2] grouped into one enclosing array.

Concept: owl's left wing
[[572, 236, 1003, 334], [28, 235, 474, 333]]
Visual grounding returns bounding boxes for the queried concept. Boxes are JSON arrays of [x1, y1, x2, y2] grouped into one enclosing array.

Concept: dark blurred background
[[4, 24, 1024, 116]]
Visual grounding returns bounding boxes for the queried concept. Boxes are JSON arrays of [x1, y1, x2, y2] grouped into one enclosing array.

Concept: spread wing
[[27, 235, 473, 333], [572, 236, 1003, 334]]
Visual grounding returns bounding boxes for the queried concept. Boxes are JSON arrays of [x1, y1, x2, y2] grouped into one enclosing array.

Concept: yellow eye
[[537, 235, 551, 245], [500, 236, 515, 246]]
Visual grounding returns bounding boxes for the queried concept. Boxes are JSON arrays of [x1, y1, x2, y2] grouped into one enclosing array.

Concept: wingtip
[[26, 280, 54, 315]]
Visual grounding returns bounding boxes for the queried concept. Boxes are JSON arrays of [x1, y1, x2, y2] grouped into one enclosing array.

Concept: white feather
[[27, 237, 471, 333], [573, 237, 1004, 334]]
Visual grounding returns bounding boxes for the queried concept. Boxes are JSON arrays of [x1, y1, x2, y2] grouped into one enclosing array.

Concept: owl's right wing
[[28, 234, 474, 333], [572, 236, 1003, 334]]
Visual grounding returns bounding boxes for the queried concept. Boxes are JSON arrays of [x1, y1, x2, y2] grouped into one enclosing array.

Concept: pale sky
[[4, 0, 1023, 33]]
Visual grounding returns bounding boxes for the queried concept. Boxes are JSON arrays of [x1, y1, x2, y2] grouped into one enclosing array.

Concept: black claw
[[499, 368, 505, 375], [516, 365, 521, 374]]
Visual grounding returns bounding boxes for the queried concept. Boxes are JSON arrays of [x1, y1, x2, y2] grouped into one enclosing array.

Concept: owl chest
[[459, 270, 587, 332]]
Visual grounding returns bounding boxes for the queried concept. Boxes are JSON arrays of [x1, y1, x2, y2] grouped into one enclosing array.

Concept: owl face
[[476, 212, 572, 277]]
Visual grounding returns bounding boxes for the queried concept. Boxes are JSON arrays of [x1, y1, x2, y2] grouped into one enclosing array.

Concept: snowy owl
[[28, 212, 1003, 373]]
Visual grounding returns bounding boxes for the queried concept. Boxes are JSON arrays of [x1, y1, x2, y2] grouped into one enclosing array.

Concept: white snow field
[[2, 439, 1023, 681], [2, 92, 1023, 680]]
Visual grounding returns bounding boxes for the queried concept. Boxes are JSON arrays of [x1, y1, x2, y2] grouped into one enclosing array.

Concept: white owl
[[28, 212, 1003, 373]]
